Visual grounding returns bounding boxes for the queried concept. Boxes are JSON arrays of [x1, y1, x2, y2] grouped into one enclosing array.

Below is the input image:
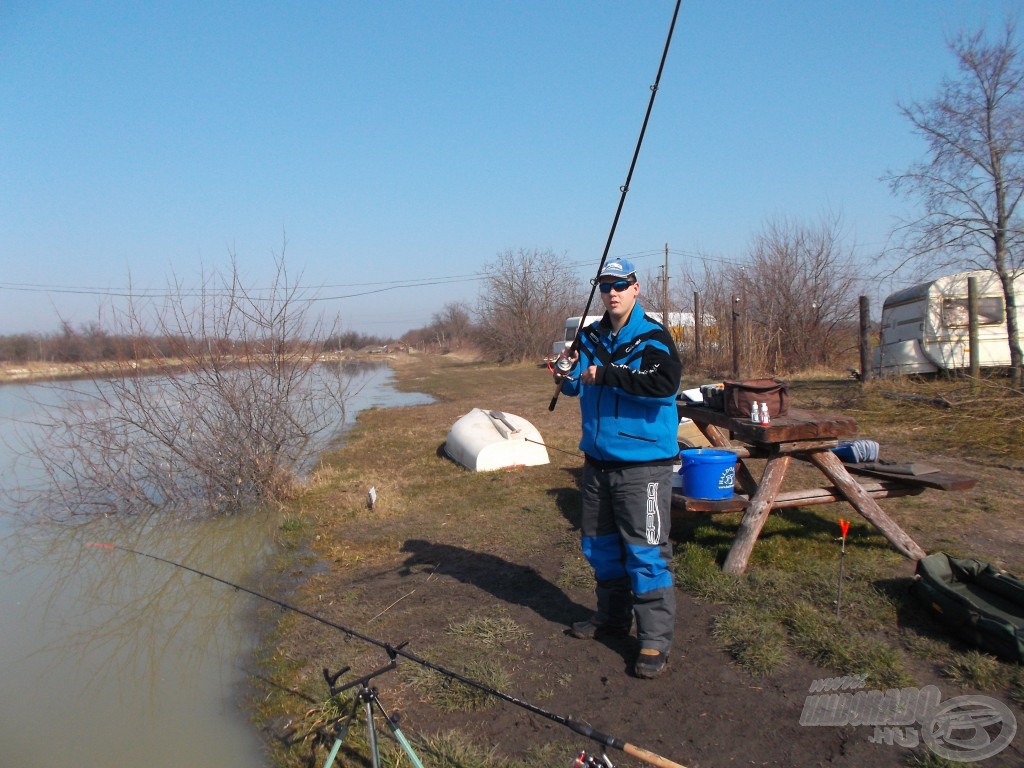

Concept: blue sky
[[1, 1, 1020, 338]]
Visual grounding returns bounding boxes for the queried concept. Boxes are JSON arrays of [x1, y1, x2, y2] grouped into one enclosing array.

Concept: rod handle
[[548, 380, 562, 411], [624, 742, 688, 768]]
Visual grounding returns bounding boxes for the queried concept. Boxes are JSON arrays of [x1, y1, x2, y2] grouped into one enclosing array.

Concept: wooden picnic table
[[674, 401, 975, 575]]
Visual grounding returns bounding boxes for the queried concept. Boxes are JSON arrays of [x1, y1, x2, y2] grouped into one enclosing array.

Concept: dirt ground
[[268, 361, 1024, 768], [315, 511, 1021, 768]]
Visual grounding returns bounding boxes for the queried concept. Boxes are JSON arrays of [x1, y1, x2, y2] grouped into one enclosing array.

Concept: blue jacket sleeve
[[597, 337, 681, 400]]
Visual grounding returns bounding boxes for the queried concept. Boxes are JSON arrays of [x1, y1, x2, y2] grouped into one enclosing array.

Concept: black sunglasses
[[597, 279, 635, 294]]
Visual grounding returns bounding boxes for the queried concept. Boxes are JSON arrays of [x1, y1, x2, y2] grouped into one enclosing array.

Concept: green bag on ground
[[912, 552, 1024, 663]]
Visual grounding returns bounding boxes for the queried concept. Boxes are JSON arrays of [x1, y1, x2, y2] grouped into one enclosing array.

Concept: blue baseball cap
[[598, 259, 637, 280]]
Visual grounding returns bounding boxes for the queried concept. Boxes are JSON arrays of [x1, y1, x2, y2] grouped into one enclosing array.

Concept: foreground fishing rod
[[87, 542, 688, 768], [550, 0, 682, 412]]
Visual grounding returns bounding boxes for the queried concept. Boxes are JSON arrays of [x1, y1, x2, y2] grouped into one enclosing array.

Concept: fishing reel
[[571, 749, 614, 768], [548, 353, 576, 381]]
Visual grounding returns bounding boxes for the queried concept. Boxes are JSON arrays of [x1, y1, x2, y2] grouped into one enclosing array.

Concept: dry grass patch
[[448, 614, 531, 647], [941, 650, 1004, 690]]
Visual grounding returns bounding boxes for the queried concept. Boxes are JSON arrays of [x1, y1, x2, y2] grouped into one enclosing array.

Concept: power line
[[0, 255, 602, 302], [0, 248, 758, 305]]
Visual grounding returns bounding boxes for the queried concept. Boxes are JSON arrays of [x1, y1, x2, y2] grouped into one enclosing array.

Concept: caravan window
[[941, 297, 1005, 327]]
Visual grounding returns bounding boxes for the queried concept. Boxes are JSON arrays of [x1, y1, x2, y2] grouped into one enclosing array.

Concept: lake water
[[0, 362, 431, 767]]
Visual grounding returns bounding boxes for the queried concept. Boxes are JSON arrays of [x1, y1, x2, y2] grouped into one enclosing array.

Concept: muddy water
[[0, 363, 431, 767]]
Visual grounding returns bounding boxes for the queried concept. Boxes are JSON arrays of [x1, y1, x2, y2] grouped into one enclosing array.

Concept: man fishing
[[554, 258, 682, 679]]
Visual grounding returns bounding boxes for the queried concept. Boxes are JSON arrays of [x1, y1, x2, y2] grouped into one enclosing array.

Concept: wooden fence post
[[859, 295, 872, 382], [968, 275, 980, 387]]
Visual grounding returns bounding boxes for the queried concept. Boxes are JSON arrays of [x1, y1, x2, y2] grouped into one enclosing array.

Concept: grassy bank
[[252, 356, 1024, 767], [254, 354, 590, 766]]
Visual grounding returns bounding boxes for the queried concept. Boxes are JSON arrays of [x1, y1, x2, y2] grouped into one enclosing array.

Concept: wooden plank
[[671, 481, 925, 514], [671, 493, 748, 513], [843, 463, 977, 491], [773, 439, 841, 453], [769, 481, 925, 508]]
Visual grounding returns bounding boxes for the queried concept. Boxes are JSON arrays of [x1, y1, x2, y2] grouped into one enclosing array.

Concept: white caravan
[[874, 269, 1023, 375]]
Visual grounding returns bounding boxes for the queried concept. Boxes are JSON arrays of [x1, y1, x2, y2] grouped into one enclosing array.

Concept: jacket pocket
[[618, 431, 656, 443]]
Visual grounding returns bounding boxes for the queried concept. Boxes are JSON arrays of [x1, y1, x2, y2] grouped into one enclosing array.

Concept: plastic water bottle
[[750, 400, 760, 423], [760, 402, 770, 425]]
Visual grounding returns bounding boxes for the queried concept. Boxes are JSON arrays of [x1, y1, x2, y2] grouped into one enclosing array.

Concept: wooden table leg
[[806, 449, 927, 561], [703, 423, 732, 447], [722, 453, 791, 574]]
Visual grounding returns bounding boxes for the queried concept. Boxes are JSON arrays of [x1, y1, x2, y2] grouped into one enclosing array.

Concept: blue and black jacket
[[560, 303, 682, 464]]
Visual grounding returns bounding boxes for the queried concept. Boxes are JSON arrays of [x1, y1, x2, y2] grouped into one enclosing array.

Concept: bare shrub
[[475, 248, 583, 362], [18, 256, 346, 519]]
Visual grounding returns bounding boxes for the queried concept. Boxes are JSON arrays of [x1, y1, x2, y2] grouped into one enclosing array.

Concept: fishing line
[[524, 437, 581, 459], [86, 541, 687, 768], [550, 0, 683, 412]]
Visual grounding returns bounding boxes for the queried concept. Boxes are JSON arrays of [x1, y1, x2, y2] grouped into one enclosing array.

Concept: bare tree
[[687, 216, 863, 374], [741, 215, 863, 371], [19, 255, 346, 519], [475, 248, 582, 362], [430, 301, 476, 352], [888, 20, 1024, 387]]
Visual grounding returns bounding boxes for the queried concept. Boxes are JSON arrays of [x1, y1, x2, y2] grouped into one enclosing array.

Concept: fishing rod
[[549, 0, 683, 412], [87, 541, 688, 768]]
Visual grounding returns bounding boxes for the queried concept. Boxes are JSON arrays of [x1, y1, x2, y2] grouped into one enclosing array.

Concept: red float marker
[[85, 542, 115, 549], [836, 519, 850, 617]]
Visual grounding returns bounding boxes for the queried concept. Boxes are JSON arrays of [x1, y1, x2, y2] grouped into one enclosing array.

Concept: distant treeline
[[0, 321, 393, 364]]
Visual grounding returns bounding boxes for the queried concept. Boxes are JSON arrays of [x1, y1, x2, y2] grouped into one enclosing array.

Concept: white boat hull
[[444, 408, 550, 472]]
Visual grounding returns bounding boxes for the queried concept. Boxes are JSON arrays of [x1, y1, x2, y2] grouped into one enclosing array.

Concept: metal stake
[[836, 518, 850, 618]]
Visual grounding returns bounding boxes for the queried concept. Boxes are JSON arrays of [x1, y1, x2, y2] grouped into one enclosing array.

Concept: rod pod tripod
[[320, 654, 425, 768]]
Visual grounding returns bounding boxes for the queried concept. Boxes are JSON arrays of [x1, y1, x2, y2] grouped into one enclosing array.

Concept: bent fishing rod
[[87, 542, 688, 768], [550, 0, 682, 412]]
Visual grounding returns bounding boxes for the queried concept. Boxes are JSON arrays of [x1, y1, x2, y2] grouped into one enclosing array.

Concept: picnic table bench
[[673, 401, 977, 574]]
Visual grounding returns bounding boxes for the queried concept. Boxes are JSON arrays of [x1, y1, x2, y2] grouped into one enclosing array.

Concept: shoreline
[[0, 361, 119, 384], [0, 351, 400, 386]]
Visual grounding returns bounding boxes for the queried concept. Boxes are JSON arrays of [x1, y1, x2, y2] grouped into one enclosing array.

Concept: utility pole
[[663, 243, 670, 321], [731, 294, 742, 378], [694, 290, 703, 369]]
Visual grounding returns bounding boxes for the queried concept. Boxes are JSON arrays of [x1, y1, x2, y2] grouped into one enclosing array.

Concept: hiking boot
[[634, 648, 669, 679], [569, 618, 631, 639]]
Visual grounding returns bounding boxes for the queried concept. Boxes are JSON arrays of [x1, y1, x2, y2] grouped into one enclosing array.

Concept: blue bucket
[[679, 449, 737, 500]]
